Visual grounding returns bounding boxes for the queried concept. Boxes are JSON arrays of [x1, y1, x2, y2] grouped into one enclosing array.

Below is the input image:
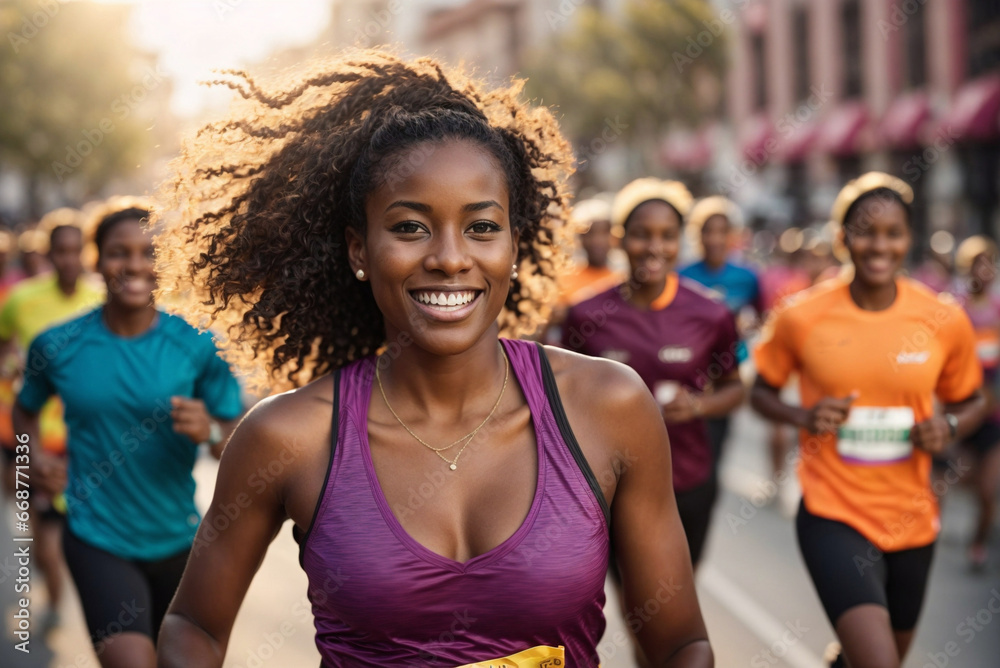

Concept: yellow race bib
[[456, 645, 565, 667]]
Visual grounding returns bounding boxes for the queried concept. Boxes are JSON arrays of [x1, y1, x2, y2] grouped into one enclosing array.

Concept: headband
[[830, 171, 914, 227], [686, 196, 741, 249], [611, 178, 693, 232], [955, 235, 999, 275], [569, 198, 613, 234]]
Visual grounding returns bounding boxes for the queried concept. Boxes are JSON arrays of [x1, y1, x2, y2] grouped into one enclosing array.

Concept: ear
[[345, 226, 367, 277], [510, 226, 520, 262]]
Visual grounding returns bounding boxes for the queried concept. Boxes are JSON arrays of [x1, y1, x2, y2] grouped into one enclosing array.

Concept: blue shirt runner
[[19, 307, 242, 560]]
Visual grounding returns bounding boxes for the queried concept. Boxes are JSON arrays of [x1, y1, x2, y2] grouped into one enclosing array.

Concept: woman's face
[[350, 138, 516, 356], [97, 219, 157, 309], [580, 218, 612, 267], [48, 226, 84, 286], [700, 214, 729, 265], [621, 200, 681, 287], [844, 198, 910, 290]]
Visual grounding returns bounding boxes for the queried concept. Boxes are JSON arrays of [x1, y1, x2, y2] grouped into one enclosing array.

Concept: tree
[[0, 1, 170, 216], [523, 0, 728, 184]]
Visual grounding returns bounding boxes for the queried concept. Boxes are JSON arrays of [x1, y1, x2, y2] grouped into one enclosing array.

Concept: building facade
[[711, 0, 1000, 249]]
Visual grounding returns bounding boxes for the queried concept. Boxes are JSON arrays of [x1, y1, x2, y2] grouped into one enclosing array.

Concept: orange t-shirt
[[754, 278, 982, 551], [558, 264, 623, 307]]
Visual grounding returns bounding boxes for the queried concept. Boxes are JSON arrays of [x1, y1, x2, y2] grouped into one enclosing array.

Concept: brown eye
[[391, 222, 423, 235], [469, 221, 501, 235]]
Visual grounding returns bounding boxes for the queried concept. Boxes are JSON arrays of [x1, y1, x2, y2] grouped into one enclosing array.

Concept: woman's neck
[[376, 330, 508, 420], [57, 275, 77, 296], [103, 300, 158, 337], [704, 256, 726, 271], [626, 274, 669, 310], [849, 277, 898, 311]]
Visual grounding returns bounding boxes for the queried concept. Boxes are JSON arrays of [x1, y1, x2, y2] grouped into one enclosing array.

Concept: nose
[[870, 231, 891, 254], [648, 235, 667, 256], [125, 249, 153, 275], [423, 227, 473, 276]]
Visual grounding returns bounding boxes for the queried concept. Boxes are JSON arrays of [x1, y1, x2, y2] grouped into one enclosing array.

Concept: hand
[[32, 451, 67, 496], [910, 416, 951, 455], [661, 387, 703, 425], [171, 396, 212, 444], [804, 392, 858, 435]]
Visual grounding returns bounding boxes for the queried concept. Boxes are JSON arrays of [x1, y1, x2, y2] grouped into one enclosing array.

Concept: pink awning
[[777, 121, 821, 163], [879, 91, 931, 149], [940, 74, 1000, 141], [818, 102, 869, 156], [741, 115, 775, 163], [660, 127, 713, 171]]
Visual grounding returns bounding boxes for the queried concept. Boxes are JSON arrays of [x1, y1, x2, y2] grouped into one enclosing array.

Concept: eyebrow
[[383, 200, 505, 213]]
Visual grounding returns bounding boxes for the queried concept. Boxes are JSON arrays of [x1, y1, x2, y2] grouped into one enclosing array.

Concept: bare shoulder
[[237, 375, 335, 440], [541, 345, 653, 414], [220, 374, 335, 499], [539, 346, 667, 504]]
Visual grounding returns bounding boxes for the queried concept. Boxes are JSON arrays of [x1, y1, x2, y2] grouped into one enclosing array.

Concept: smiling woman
[[153, 50, 713, 667], [750, 172, 986, 668], [13, 197, 243, 668]]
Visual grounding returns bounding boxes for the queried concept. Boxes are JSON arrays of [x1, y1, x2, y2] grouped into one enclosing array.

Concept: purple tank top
[[299, 338, 610, 666]]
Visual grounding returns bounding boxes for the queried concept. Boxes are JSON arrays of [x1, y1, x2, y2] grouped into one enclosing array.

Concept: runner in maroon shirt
[[563, 178, 745, 568]]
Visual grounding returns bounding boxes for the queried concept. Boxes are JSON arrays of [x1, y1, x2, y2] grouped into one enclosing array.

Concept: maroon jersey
[[562, 278, 739, 492]]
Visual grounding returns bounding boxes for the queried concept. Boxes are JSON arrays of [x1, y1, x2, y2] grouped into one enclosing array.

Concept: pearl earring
[[356, 269, 365, 280], [511, 264, 518, 280]]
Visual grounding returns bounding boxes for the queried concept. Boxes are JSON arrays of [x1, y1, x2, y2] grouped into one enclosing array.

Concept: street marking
[[700, 565, 826, 668]]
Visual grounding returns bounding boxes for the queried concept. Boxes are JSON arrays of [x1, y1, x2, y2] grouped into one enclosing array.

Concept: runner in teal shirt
[[19, 305, 242, 559], [14, 198, 242, 666]]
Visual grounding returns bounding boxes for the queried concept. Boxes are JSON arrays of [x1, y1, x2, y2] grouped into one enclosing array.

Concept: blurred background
[[1, 1, 999, 667], [2, 0, 998, 254]]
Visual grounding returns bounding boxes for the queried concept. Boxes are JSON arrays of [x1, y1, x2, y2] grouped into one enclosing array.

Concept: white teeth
[[413, 291, 477, 308]]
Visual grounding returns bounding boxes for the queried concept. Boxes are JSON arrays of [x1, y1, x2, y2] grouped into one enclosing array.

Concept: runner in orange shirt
[[751, 172, 985, 668]]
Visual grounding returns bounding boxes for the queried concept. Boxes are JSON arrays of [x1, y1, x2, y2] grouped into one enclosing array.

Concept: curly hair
[[153, 50, 575, 391]]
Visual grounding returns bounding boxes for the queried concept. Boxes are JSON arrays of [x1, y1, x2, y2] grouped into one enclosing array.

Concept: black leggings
[[62, 527, 190, 646], [705, 416, 730, 473], [675, 475, 719, 567], [795, 501, 935, 630]]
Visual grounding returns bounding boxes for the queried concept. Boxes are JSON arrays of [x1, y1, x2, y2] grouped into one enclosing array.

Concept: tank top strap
[[500, 338, 550, 415], [339, 355, 377, 427], [501, 338, 611, 527]]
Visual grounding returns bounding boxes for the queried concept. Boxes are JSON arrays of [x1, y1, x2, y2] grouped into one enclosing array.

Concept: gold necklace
[[375, 344, 509, 471]]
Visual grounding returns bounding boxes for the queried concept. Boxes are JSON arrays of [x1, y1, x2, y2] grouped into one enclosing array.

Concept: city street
[[2, 405, 997, 667]]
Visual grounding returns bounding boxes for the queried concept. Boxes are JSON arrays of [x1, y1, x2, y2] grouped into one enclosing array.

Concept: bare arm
[[555, 352, 712, 667], [612, 379, 712, 666], [13, 399, 65, 496], [750, 375, 809, 429], [169, 396, 243, 460], [910, 389, 986, 455], [662, 371, 745, 424], [0, 337, 17, 378], [207, 419, 240, 460], [943, 390, 987, 441], [157, 401, 294, 667], [750, 376, 857, 435]]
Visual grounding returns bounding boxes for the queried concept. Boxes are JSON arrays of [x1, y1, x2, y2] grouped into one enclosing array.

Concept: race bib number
[[456, 645, 565, 667], [837, 407, 914, 464]]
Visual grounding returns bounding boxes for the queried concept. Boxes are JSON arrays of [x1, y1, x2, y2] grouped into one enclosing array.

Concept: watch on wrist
[[200, 420, 223, 448], [944, 413, 958, 439]]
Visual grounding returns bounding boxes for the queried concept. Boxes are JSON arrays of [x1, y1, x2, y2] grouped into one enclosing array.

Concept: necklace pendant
[[449, 463, 457, 471]]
